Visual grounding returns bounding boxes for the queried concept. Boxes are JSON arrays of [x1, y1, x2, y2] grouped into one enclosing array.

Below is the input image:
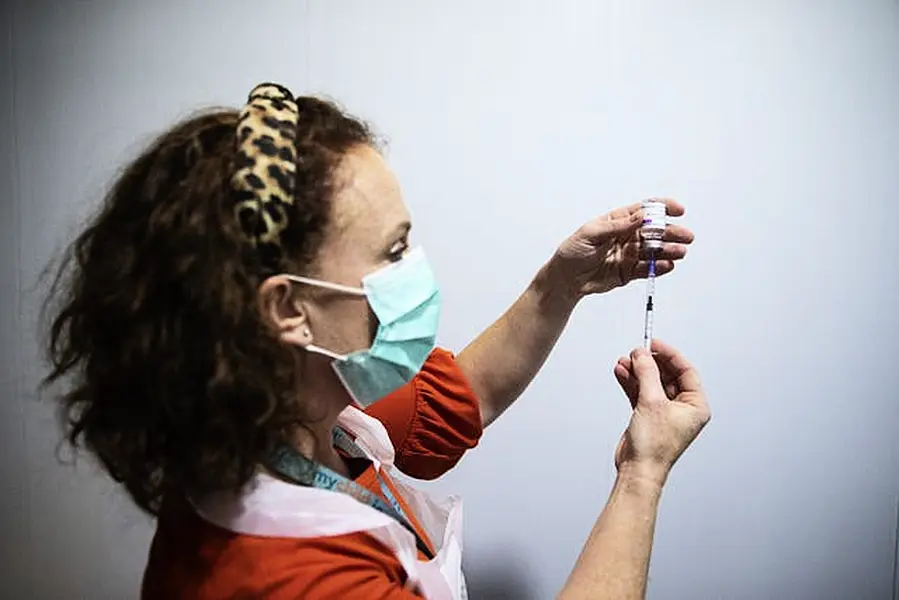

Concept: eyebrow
[[391, 221, 411, 238]]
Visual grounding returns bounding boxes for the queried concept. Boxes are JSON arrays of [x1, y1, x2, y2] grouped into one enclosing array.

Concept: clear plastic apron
[[191, 405, 467, 599]]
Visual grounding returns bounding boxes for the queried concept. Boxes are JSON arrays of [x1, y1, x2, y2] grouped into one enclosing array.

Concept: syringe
[[640, 199, 667, 350], [642, 253, 656, 350]]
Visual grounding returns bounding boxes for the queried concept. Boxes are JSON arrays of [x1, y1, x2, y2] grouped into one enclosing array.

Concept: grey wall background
[[2, 1, 898, 598]]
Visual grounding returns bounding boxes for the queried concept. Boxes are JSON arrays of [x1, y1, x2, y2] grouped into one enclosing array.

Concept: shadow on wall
[[463, 551, 541, 600]]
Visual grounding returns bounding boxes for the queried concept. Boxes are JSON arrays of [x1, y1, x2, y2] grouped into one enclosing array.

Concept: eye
[[387, 239, 409, 262]]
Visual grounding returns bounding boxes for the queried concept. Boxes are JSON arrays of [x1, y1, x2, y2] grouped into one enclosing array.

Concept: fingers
[[583, 198, 691, 244], [616, 344, 704, 408], [633, 260, 675, 279], [578, 210, 643, 243], [649, 339, 704, 396], [621, 202, 643, 218], [624, 197, 685, 218], [621, 348, 686, 399], [614, 358, 638, 409], [623, 240, 689, 262], [629, 348, 666, 406], [663, 224, 694, 244], [657, 197, 685, 217]]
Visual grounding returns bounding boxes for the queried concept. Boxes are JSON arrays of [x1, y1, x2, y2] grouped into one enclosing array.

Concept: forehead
[[312, 145, 410, 274], [333, 145, 407, 226]]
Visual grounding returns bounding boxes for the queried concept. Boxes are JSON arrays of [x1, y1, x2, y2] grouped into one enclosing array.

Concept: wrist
[[532, 256, 582, 315], [612, 473, 665, 509], [616, 461, 670, 492]]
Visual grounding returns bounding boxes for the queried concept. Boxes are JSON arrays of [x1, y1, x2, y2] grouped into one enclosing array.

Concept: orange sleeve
[[366, 347, 484, 480]]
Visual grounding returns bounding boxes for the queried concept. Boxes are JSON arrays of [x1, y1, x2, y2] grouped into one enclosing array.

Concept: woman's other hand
[[612, 339, 711, 487]]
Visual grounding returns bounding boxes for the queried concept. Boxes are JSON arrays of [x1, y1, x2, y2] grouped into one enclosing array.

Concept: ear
[[258, 276, 314, 347]]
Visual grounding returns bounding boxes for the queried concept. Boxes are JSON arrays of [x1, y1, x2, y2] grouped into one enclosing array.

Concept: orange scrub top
[[141, 348, 483, 599]]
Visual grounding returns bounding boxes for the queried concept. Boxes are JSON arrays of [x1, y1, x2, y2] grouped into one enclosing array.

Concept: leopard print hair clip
[[231, 83, 299, 273]]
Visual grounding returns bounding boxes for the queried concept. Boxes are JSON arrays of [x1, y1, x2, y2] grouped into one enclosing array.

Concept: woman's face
[[266, 144, 413, 357]]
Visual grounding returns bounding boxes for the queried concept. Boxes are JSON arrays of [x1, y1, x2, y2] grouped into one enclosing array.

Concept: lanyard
[[266, 428, 435, 560]]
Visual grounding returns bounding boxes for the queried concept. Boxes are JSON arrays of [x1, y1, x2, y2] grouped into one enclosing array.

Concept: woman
[[42, 83, 702, 598]]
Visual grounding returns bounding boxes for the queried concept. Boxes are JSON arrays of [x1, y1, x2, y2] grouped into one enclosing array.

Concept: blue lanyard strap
[[266, 429, 435, 560]]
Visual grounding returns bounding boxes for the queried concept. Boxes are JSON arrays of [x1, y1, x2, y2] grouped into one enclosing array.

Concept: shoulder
[[365, 347, 484, 479]]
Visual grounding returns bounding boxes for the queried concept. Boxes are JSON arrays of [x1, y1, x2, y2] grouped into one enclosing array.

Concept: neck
[[299, 415, 350, 477], [289, 361, 354, 477]]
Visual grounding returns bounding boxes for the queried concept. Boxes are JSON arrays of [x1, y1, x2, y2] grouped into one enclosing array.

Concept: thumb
[[630, 348, 665, 406], [578, 210, 642, 243]]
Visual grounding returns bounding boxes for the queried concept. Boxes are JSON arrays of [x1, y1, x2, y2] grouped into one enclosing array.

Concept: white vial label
[[641, 199, 667, 230], [641, 199, 667, 249]]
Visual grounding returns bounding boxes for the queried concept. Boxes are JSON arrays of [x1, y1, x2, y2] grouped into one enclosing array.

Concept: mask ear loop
[[284, 275, 367, 297], [282, 274, 368, 362], [305, 344, 347, 361]]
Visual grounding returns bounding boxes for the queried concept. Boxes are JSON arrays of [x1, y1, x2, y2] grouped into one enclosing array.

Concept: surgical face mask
[[285, 247, 440, 407]]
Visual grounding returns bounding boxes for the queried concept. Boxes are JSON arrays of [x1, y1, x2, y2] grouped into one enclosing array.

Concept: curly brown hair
[[41, 96, 376, 516]]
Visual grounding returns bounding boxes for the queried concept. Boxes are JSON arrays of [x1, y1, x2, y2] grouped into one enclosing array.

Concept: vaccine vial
[[640, 198, 667, 252]]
